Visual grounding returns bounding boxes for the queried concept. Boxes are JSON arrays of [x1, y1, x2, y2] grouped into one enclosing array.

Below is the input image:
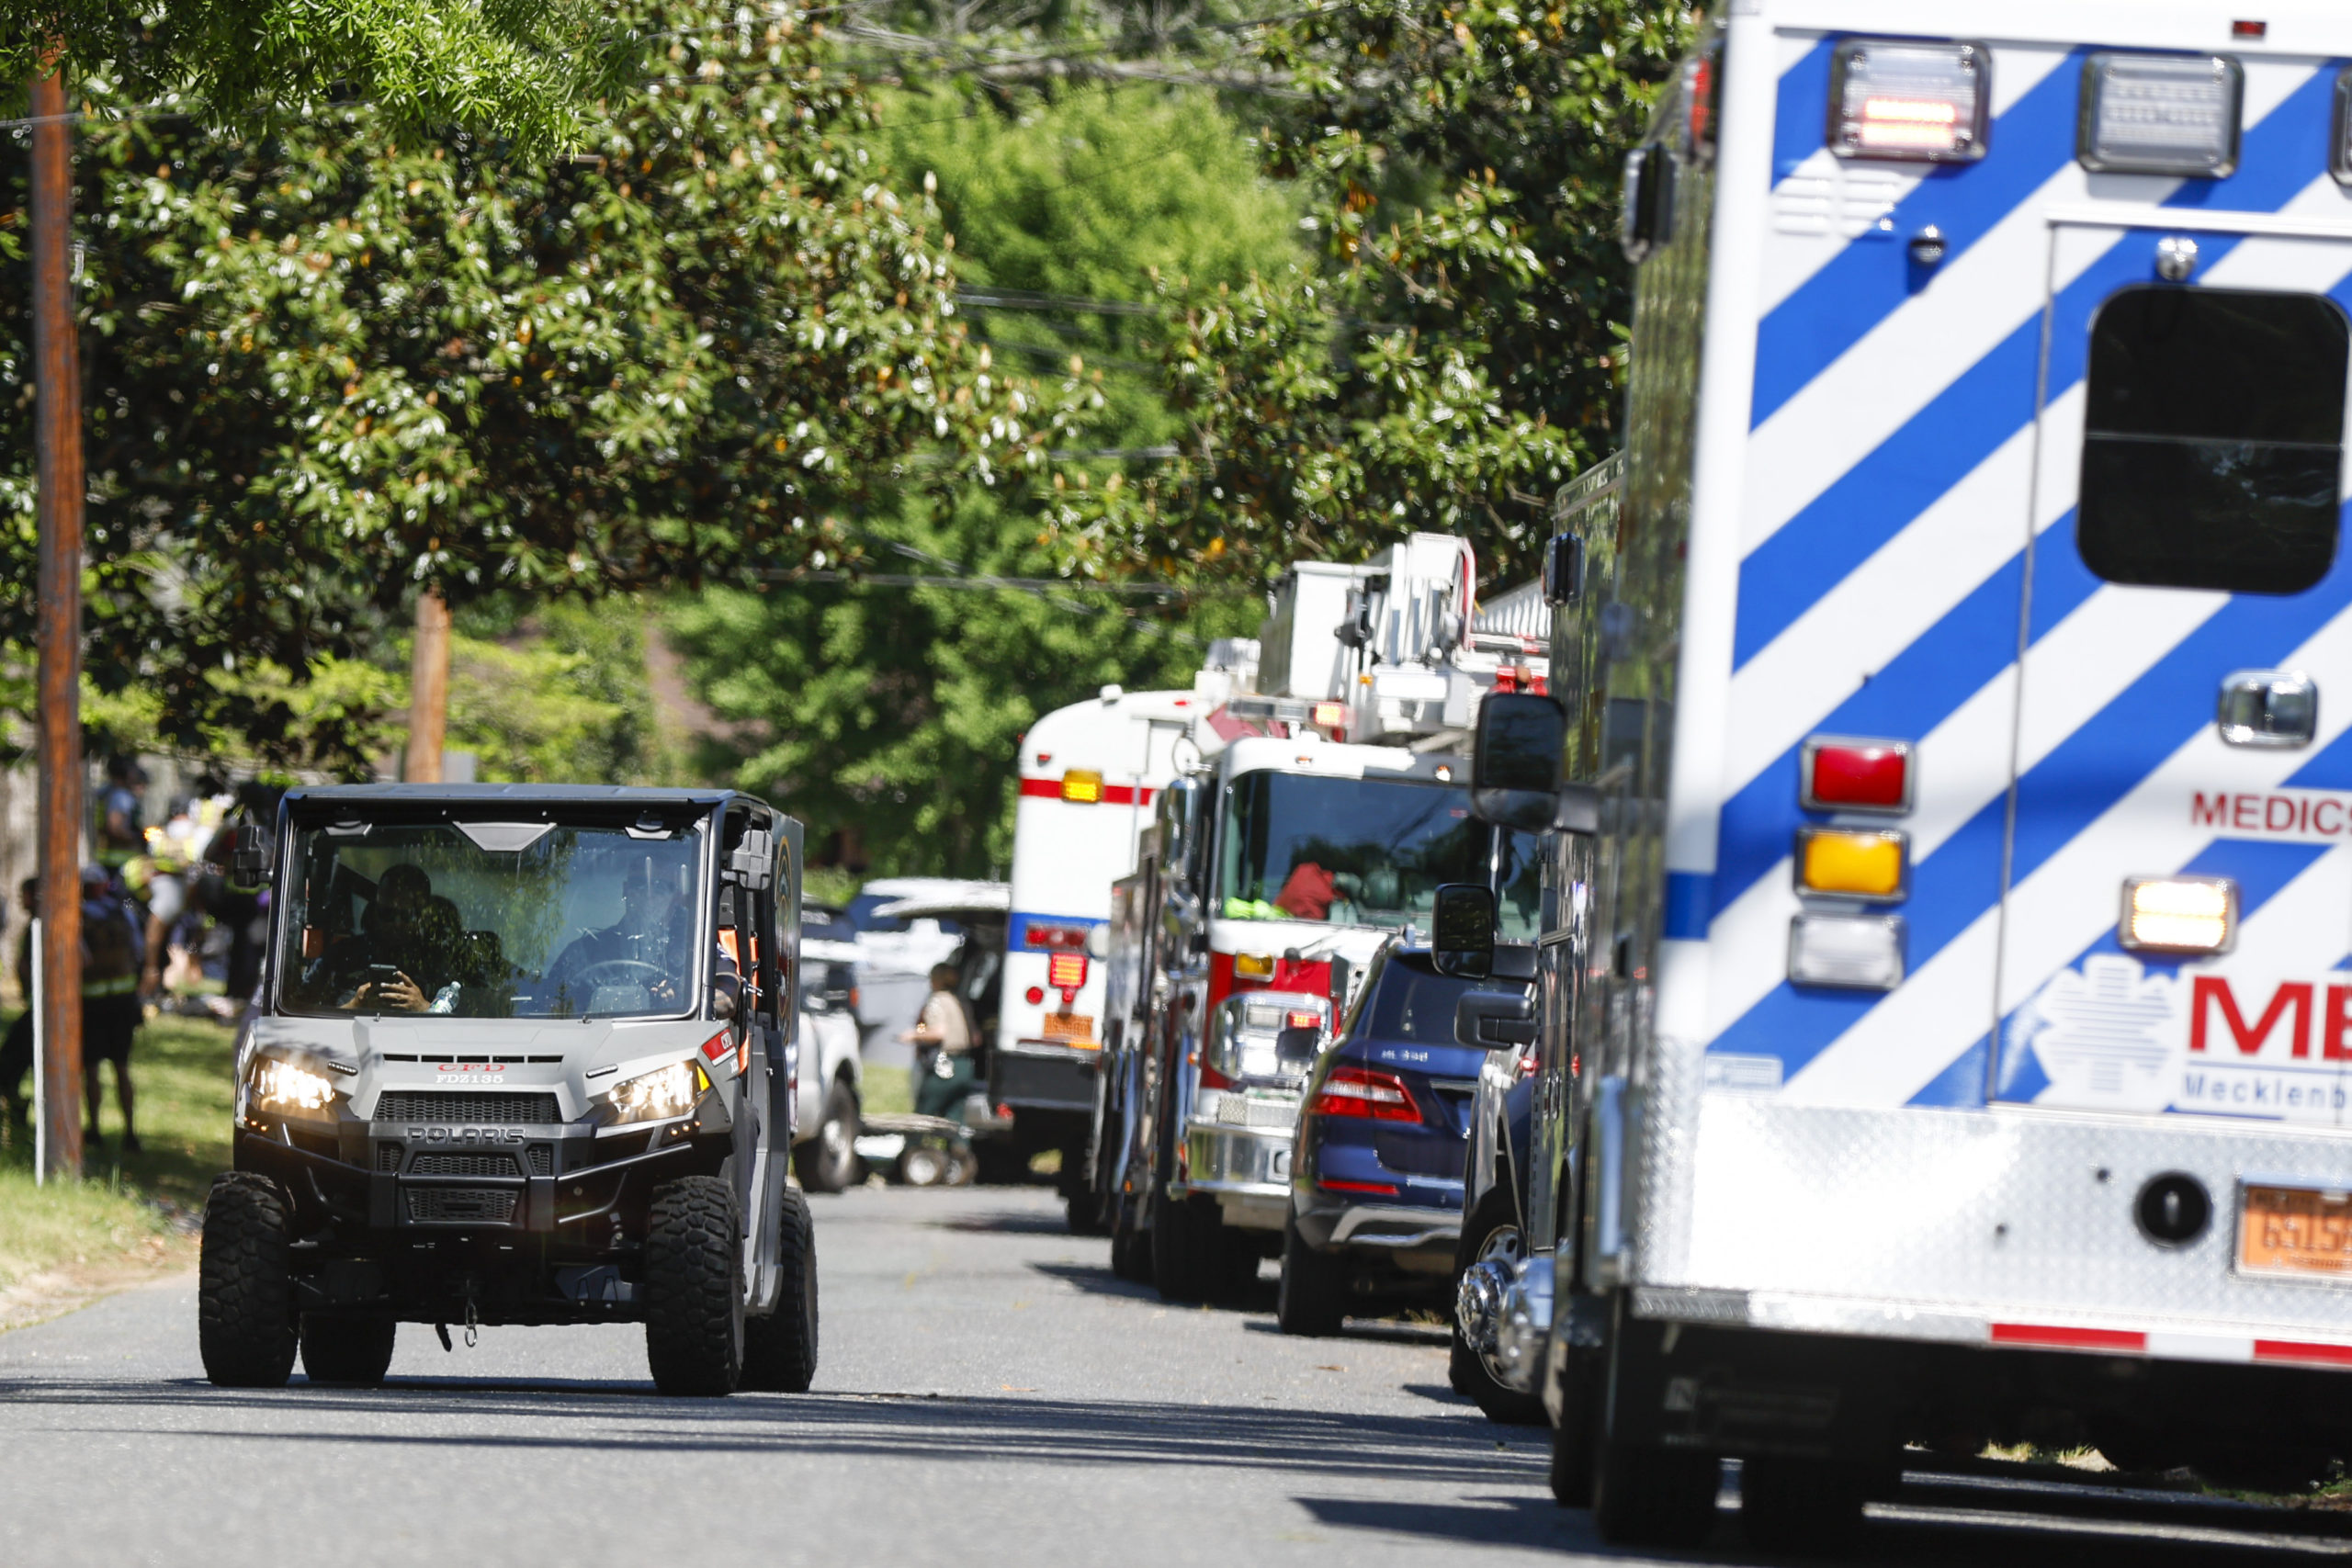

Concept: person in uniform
[[904, 963, 979, 1120]]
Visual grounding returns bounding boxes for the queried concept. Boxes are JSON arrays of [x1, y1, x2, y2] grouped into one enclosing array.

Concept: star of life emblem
[[2010, 953, 2177, 1111]]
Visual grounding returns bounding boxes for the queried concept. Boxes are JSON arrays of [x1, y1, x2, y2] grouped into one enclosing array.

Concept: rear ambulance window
[[2078, 286, 2348, 595]]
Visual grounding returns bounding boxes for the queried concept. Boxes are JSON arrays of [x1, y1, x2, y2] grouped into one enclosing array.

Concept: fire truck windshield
[[1216, 772, 1540, 939]]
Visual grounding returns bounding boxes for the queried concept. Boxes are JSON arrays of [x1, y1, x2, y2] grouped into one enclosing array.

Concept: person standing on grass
[[0, 878, 30, 1120], [80, 864, 144, 1154], [903, 963, 979, 1120]]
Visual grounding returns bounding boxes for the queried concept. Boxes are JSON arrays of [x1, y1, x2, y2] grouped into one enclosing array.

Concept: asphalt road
[[0, 1184, 2348, 1567]]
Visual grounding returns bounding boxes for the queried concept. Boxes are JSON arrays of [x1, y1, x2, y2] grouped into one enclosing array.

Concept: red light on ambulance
[[1800, 737, 1913, 814], [1047, 953, 1089, 990]]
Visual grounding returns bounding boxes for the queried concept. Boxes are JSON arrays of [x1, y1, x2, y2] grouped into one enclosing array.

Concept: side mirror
[[1543, 534, 1584, 606], [1472, 692, 1566, 831], [729, 828, 773, 889], [227, 825, 272, 886], [1430, 883, 1497, 979], [1455, 990, 1537, 1049]]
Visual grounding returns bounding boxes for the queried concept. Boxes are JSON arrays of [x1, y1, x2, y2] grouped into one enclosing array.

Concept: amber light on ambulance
[[2121, 875, 2237, 954], [1795, 827, 1907, 900], [1060, 769, 1103, 804]]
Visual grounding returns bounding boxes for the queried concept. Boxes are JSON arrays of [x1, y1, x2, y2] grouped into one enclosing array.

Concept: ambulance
[[998, 685, 1199, 1226], [1442, 1, 2352, 1549]]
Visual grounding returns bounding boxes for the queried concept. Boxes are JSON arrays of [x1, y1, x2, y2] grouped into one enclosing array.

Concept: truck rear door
[[1997, 219, 2352, 1122]]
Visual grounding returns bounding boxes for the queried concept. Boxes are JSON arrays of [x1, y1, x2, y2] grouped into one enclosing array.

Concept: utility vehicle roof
[[282, 784, 745, 807]]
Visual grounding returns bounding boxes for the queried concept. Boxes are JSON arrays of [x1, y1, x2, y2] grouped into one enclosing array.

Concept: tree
[[1057, 0, 1692, 589], [0, 0, 1069, 768], [667, 83, 1291, 875], [0, 0, 622, 155]]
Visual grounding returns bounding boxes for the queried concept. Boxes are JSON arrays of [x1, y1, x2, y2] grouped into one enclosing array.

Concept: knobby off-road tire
[[1449, 1183, 1548, 1426], [198, 1172, 298, 1389], [644, 1176, 745, 1397], [742, 1188, 820, 1393], [793, 1079, 861, 1195], [1276, 1213, 1349, 1337], [1592, 1441, 1720, 1548], [300, 1315, 396, 1386]]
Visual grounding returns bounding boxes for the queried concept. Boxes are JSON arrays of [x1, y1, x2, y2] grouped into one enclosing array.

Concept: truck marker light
[[1047, 953, 1088, 992], [1310, 1065, 1421, 1122], [1060, 769, 1103, 804], [1309, 701, 1347, 730], [1787, 913, 1905, 991], [2078, 52, 2244, 178], [1234, 953, 1276, 981], [1319, 1178, 1400, 1196], [1024, 986, 1046, 1006], [1802, 737, 1912, 813], [2121, 875, 2237, 954], [1828, 39, 1990, 164], [1795, 827, 1907, 899]]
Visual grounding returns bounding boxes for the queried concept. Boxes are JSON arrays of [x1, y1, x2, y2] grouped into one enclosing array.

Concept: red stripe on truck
[[2254, 1338, 2352, 1369], [1989, 1324, 2148, 1353], [1018, 776, 1156, 805]]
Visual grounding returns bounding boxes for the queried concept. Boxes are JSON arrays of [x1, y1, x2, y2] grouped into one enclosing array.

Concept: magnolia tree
[[0, 0, 1075, 765]]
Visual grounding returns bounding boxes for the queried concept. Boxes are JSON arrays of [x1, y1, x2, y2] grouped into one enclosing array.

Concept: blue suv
[[1279, 941, 1535, 1336]]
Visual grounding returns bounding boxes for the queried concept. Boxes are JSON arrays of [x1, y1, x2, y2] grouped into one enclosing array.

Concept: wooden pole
[[403, 588, 450, 783], [28, 65, 82, 1179]]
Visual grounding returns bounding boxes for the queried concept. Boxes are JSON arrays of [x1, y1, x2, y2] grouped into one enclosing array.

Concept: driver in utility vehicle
[[302, 863, 447, 1012], [541, 860, 741, 1018]]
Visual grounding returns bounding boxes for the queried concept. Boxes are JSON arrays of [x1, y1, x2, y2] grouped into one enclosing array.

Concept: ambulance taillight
[[1829, 39, 1991, 164], [1801, 738, 1912, 813]]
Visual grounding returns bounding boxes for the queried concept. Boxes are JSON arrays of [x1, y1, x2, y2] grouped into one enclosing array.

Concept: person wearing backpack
[[80, 864, 145, 1153]]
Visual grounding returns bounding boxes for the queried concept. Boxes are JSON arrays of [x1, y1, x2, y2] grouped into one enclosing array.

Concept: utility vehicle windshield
[[277, 817, 707, 1020], [1217, 773, 1540, 940]]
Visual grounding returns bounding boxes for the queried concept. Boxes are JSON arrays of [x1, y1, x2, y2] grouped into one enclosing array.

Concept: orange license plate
[[1042, 1012, 1096, 1046], [2239, 1184, 2352, 1279]]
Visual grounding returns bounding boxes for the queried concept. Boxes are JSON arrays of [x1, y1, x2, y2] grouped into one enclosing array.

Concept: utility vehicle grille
[[406, 1188, 519, 1224], [526, 1143, 554, 1176], [409, 1153, 520, 1179], [373, 1091, 560, 1125], [377, 1145, 403, 1173]]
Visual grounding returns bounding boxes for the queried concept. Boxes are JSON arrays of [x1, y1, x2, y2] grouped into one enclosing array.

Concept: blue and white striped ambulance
[[1489, 1, 2352, 1546]]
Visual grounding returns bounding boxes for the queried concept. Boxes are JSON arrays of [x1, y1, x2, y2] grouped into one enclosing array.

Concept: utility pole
[[403, 588, 450, 783], [29, 65, 82, 1180]]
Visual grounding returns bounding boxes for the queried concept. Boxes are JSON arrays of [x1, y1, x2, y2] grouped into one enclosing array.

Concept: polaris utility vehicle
[[198, 785, 819, 1398], [1276, 938, 1534, 1341], [1460, 0, 2352, 1550]]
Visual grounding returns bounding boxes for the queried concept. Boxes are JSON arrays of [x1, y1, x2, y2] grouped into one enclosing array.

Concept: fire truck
[[994, 685, 1199, 1228], [1091, 535, 1550, 1303], [1443, 1, 2352, 1551]]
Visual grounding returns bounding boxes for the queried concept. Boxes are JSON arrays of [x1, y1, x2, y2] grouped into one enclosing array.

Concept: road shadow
[[928, 1208, 1088, 1236], [0, 1377, 1550, 1489], [1026, 1260, 1160, 1303], [1239, 1316, 1449, 1348]]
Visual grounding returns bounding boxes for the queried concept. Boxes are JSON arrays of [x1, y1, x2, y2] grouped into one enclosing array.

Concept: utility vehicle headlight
[[606, 1059, 707, 1124], [251, 1057, 336, 1115]]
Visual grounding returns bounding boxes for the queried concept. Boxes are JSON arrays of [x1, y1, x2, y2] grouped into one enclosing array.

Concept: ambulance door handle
[[2217, 670, 2316, 749]]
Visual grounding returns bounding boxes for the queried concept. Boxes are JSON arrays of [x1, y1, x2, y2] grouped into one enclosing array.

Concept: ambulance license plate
[[2238, 1184, 2352, 1280], [1042, 1012, 1095, 1044]]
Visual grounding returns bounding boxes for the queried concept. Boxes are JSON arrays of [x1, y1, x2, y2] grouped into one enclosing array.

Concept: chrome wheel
[[1471, 1224, 1526, 1384]]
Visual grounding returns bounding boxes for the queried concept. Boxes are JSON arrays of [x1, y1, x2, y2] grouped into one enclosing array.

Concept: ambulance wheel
[[300, 1315, 395, 1386], [793, 1080, 860, 1194], [1276, 1213, 1348, 1336], [742, 1189, 819, 1393], [1548, 1341, 1603, 1507], [1739, 1456, 1868, 1554], [643, 1177, 744, 1397], [198, 1172, 298, 1389], [1592, 1441, 1719, 1548], [1450, 1184, 1546, 1425]]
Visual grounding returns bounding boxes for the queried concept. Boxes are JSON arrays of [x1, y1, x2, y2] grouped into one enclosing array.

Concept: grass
[[863, 1063, 912, 1117], [0, 1011, 236, 1292]]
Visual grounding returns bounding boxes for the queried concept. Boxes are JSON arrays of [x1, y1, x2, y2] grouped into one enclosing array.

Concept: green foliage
[[447, 600, 677, 784], [0, 0, 627, 157], [1057, 0, 1693, 588], [0, 0, 1065, 769], [665, 85, 1288, 876]]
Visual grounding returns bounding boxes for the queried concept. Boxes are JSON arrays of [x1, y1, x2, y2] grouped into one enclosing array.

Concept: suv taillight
[[1309, 1066, 1420, 1122]]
